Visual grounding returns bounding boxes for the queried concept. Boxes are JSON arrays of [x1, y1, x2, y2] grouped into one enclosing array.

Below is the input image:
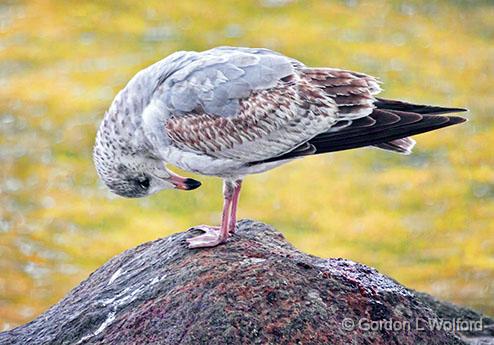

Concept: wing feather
[[135, 48, 466, 169], [160, 49, 380, 162], [252, 109, 466, 164], [165, 80, 337, 161]]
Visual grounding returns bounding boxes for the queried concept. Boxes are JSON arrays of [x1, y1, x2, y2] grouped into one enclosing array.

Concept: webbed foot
[[186, 225, 228, 248]]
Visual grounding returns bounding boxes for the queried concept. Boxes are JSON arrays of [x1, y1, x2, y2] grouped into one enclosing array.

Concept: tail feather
[[374, 137, 416, 155], [250, 99, 467, 165], [370, 99, 466, 154], [374, 98, 467, 115], [308, 111, 465, 154]]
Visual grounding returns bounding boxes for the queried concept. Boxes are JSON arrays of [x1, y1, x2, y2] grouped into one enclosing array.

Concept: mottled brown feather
[[166, 67, 394, 162]]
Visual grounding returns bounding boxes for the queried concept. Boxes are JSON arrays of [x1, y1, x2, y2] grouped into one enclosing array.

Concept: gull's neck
[[96, 50, 199, 158]]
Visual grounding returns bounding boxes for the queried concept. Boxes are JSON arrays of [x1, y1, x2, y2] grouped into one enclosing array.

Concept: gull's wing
[[253, 100, 466, 164], [157, 47, 380, 162]]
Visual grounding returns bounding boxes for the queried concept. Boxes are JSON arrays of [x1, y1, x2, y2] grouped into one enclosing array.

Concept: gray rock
[[1, 220, 492, 345]]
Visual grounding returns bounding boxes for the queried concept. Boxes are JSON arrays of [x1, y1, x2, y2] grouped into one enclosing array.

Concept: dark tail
[[251, 99, 467, 165], [374, 98, 467, 115], [369, 99, 467, 154], [308, 108, 466, 154]]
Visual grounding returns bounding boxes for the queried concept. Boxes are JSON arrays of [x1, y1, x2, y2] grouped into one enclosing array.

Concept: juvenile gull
[[93, 46, 466, 248]]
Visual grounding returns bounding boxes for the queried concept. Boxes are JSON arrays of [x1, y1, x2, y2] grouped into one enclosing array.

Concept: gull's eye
[[137, 176, 150, 190]]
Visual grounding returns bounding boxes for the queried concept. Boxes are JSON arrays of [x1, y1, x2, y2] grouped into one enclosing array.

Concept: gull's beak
[[168, 174, 202, 191]]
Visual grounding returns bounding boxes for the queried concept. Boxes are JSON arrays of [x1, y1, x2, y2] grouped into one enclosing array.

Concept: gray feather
[[160, 48, 296, 118]]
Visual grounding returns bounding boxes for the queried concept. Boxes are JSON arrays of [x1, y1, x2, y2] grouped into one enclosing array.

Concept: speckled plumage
[[93, 46, 466, 248]]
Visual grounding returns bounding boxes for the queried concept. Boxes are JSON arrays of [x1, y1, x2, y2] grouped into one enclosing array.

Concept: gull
[[93, 46, 466, 248]]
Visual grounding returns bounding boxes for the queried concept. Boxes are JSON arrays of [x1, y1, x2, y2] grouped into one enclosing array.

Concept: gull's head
[[92, 61, 202, 199], [93, 137, 201, 199]]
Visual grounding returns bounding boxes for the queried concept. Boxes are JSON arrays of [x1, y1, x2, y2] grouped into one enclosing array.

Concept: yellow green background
[[1, 0, 493, 330]]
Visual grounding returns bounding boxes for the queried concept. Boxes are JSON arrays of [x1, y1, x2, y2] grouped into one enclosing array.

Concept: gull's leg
[[228, 179, 242, 234], [186, 180, 234, 248]]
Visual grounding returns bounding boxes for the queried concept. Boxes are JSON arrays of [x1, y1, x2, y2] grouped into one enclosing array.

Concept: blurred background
[[0, 0, 493, 331]]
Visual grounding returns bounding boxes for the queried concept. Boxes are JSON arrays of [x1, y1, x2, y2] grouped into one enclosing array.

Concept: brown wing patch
[[165, 77, 338, 161], [165, 66, 382, 162], [166, 84, 296, 154], [301, 68, 381, 119]]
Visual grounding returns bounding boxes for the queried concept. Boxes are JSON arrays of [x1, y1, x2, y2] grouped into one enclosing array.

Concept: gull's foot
[[186, 225, 228, 249]]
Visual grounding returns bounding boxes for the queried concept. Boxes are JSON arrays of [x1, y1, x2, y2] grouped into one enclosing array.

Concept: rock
[[1, 220, 492, 345]]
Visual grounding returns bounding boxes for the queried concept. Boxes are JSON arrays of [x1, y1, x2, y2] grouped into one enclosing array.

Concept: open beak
[[168, 174, 202, 191]]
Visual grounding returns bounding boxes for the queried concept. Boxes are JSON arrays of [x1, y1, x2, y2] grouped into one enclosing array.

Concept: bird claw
[[186, 225, 227, 248]]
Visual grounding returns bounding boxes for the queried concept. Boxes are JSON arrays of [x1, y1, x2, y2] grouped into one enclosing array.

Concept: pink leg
[[186, 180, 235, 248], [228, 180, 242, 234]]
